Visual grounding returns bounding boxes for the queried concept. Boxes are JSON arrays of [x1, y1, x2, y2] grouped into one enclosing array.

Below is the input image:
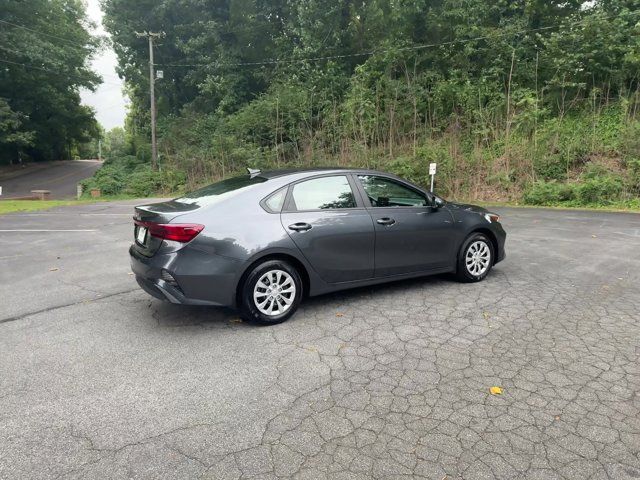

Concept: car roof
[[257, 167, 385, 180]]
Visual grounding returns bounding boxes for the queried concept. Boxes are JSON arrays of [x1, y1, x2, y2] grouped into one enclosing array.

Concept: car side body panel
[[366, 205, 456, 276], [281, 209, 376, 283], [130, 168, 506, 308]]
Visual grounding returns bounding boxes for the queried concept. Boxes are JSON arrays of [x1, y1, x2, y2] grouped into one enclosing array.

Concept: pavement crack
[[0, 288, 139, 324]]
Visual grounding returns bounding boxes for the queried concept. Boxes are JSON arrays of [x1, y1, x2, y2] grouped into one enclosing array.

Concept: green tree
[[0, 0, 101, 163], [100, 0, 640, 206], [0, 98, 34, 161]]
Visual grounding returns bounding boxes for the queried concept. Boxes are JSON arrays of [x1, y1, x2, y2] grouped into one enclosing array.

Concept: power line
[[155, 12, 638, 69], [0, 42, 122, 81], [0, 18, 124, 83], [0, 19, 96, 50], [0, 57, 122, 87], [99, 101, 130, 112], [0, 43, 31, 58], [160, 49, 374, 68], [154, 29, 537, 68]]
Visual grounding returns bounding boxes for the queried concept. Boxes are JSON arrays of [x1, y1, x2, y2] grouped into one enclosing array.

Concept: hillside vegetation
[[88, 0, 640, 207]]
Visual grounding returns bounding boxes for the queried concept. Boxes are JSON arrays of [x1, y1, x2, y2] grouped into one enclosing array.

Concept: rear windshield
[[174, 175, 267, 207]]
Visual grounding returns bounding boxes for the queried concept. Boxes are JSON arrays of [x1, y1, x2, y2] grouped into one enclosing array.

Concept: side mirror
[[431, 196, 444, 209]]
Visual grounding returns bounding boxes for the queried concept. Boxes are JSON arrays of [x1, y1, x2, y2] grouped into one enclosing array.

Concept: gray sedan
[[130, 168, 506, 324]]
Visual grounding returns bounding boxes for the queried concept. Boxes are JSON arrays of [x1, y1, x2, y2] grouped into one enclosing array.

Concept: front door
[[356, 175, 455, 277], [281, 175, 375, 283]]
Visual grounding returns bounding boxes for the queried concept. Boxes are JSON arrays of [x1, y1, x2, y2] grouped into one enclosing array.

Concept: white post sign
[[429, 163, 437, 192]]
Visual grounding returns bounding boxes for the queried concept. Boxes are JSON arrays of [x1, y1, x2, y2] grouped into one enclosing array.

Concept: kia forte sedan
[[130, 168, 506, 324]]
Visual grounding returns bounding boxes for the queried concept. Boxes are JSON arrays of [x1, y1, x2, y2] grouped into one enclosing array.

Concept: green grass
[[0, 199, 92, 215], [0, 193, 177, 215], [470, 200, 640, 213]]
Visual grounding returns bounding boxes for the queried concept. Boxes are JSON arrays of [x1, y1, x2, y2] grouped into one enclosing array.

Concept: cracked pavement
[[1, 201, 639, 479]]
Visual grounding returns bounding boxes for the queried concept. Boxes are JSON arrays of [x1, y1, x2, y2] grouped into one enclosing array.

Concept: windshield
[[174, 175, 267, 207]]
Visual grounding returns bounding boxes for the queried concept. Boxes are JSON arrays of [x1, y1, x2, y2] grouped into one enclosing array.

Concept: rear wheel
[[455, 233, 494, 282], [239, 260, 303, 324]]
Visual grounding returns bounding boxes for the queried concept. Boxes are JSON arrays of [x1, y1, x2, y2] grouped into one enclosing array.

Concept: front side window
[[290, 176, 356, 210], [357, 175, 427, 207]]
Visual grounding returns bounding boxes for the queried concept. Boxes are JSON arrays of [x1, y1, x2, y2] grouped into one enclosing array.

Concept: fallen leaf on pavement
[[49, 267, 58, 272], [489, 386, 503, 395], [336, 313, 344, 317]]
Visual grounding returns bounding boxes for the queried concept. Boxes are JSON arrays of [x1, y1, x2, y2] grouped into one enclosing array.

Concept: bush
[[81, 155, 186, 197], [523, 181, 576, 205], [626, 158, 640, 194], [575, 175, 623, 204], [534, 155, 568, 181], [523, 169, 626, 206]]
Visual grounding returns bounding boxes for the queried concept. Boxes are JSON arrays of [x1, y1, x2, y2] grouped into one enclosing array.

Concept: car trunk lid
[[133, 201, 201, 256]]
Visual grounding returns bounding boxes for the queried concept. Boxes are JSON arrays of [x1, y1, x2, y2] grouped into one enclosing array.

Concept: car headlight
[[484, 213, 500, 223]]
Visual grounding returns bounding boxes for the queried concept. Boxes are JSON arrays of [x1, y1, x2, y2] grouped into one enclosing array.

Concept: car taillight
[[134, 219, 204, 243]]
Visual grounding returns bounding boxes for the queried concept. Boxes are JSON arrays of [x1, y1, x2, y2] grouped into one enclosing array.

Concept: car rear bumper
[[134, 275, 194, 304], [129, 245, 239, 307]]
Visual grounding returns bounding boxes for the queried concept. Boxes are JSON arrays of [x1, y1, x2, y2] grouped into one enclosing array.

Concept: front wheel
[[455, 233, 494, 283], [239, 260, 303, 325]]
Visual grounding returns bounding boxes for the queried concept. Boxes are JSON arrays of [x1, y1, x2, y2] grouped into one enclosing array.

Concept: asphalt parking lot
[[0, 160, 103, 199], [1, 201, 639, 480]]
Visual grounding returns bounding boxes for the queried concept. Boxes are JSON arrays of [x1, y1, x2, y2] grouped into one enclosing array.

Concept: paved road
[[0, 202, 639, 480], [0, 160, 102, 199]]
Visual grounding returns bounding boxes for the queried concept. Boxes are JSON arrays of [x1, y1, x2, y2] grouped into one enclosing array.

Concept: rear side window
[[357, 175, 427, 207], [289, 176, 356, 211], [174, 175, 267, 207], [263, 188, 286, 213]]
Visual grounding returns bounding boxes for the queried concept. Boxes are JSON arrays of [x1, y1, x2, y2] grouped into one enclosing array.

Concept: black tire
[[239, 259, 303, 325], [454, 232, 494, 283]]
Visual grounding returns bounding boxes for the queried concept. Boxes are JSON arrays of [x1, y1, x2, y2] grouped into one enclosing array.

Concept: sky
[[79, 0, 127, 131]]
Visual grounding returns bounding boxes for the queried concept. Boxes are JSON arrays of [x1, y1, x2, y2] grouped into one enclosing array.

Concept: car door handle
[[376, 217, 396, 226], [288, 222, 312, 232]]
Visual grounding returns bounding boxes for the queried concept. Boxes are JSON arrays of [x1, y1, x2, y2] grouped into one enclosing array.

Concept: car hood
[[445, 201, 489, 214]]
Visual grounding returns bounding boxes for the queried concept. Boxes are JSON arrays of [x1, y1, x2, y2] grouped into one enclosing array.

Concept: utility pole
[[98, 139, 102, 162], [136, 31, 164, 171]]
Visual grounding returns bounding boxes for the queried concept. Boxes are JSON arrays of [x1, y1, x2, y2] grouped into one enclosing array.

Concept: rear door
[[355, 175, 455, 276], [280, 174, 375, 283]]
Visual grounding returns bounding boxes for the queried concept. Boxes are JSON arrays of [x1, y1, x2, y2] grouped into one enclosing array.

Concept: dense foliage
[[98, 0, 640, 205], [80, 154, 185, 197], [0, 0, 101, 164]]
